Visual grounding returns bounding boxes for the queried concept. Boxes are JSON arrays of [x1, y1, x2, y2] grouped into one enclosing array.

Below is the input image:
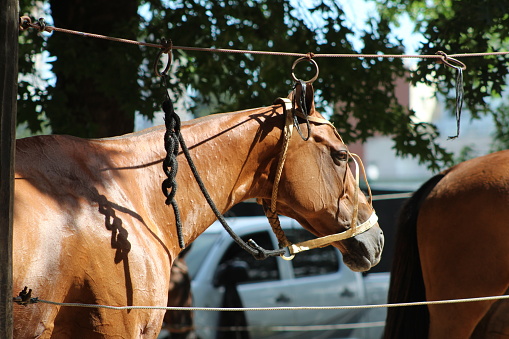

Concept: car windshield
[[185, 233, 221, 278]]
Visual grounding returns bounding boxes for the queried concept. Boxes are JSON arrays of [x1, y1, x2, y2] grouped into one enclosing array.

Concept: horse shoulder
[[14, 133, 172, 297]]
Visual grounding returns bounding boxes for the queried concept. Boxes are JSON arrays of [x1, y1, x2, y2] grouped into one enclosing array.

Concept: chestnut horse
[[13, 89, 383, 338], [384, 150, 509, 339]]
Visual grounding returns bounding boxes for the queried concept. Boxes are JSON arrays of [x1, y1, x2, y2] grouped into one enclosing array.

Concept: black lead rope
[[448, 67, 464, 140], [159, 65, 285, 259], [161, 97, 185, 249], [292, 80, 311, 141], [434, 51, 465, 140]]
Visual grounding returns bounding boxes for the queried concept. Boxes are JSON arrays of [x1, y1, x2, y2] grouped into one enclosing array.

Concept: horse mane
[[97, 106, 271, 142], [383, 172, 446, 339]]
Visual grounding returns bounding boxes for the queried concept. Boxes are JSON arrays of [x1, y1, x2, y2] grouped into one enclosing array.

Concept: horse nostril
[[359, 241, 369, 256]]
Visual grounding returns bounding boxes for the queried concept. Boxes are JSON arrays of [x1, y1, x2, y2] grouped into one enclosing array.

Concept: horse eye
[[332, 150, 349, 165]]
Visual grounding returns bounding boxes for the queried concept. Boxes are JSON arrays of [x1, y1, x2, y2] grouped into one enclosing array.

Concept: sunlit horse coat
[[13, 87, 383, 338]]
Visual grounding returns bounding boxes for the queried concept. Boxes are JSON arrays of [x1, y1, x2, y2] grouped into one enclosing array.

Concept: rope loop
[[154, 38, 173, 77], [436, 50, 467, 71], [19, 16, 32, 31]]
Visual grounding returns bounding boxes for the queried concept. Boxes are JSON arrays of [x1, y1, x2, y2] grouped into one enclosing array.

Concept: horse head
[[263, 82, 384, 272]]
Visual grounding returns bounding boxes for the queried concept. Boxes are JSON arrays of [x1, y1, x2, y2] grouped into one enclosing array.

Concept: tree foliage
[[19, 0, 509, 169], [379, 0, 509, 142], [19, 0, 142, 137]]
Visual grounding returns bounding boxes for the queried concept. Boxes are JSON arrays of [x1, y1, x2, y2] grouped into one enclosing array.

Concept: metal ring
[[154, 39, 173, 77], [280, 253, 295, 261], [280, 246, 295, 261], [436, 51, 467, 71], [291, 57, 319, 83]]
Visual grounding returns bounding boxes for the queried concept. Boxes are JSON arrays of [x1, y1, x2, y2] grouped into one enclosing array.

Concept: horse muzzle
[[340, 225, 384, 272]]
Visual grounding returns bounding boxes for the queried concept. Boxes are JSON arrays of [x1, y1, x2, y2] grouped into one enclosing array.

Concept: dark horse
[[13, 86, 383, 338], [384, 150, 509, 338]]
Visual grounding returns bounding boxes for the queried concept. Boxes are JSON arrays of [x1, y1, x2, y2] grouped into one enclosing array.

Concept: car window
[[218, 231, 280, 284], [285, 229, 340, 278], [186, 233, 221, 277]]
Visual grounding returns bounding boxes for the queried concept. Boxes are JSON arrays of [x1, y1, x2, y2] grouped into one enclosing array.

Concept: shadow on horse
[[384, 150, 509, 338], [13, 84, 383, 338]]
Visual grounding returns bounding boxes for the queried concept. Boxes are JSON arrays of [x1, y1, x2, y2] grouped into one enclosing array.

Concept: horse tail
[[383, 173, 446, 339]]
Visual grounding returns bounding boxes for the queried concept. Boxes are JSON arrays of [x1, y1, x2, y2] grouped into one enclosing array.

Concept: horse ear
[[304, 82, 316, 114]]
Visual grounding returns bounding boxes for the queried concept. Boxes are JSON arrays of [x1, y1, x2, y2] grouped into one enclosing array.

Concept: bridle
[[261, 94, 378, 260]]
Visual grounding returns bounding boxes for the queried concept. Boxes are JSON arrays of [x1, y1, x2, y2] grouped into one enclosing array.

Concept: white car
[[185, 216, 389, 339]]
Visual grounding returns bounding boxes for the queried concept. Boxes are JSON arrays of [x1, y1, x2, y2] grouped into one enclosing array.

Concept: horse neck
[[135, 106, 282, 247]]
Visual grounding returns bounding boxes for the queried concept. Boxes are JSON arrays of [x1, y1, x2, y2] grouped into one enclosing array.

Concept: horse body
[[14, 99, 383, 338], [384, 150, 509, 338], [14, 132, 175, 338]]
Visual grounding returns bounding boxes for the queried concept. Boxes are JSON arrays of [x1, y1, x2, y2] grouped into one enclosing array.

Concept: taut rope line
[[18, 16, 469, 138], [18, 16, 505, 64], [13, 285, 509, 311]]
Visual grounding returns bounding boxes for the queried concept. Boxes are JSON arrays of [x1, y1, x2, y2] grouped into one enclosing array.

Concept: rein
[[159, 45, 284, 259], [161, 95, 285, 260]]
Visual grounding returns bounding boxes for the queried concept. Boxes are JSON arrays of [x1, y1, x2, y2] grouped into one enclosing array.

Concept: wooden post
[[0, 0, 18, 337]]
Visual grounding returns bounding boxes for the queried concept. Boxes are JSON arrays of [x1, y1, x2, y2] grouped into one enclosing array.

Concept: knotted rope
[[161, 97, 185, 249], [158, 40, 187, 249]]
